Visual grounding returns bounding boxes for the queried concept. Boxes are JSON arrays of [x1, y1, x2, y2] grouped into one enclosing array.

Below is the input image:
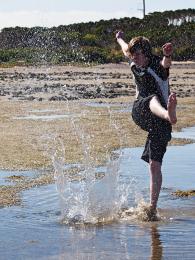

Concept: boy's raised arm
[[116, 31, 130, 58], [161, 42, 173, 68]]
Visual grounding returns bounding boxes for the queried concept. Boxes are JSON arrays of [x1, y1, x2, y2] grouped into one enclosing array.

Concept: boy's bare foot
[[167, 93, 177, 124], [137, 204, 159, 222]]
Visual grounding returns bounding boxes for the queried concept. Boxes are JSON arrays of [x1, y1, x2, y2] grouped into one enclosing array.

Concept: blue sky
[[0, 0, 194, 29]]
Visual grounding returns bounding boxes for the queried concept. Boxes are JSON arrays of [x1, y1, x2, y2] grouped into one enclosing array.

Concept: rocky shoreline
[[0, 62, 195, 101]]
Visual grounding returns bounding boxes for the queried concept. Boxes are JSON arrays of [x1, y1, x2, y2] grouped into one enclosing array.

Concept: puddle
[[1, 126, 195, 259], [13, 102, 132, 122], [13, 107, 82, 121], [29, 109, 61, 113], [0, 170, 38, 186], [82, 101, 132, 113], [172, 126, 195, 140], [14, 113, 80, 121]]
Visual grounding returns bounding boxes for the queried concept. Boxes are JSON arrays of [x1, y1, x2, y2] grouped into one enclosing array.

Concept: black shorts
[[132, 95, 172, 163]]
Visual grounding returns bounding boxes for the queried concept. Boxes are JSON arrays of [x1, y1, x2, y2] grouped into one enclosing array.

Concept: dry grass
[[0, 96, 194, 170]]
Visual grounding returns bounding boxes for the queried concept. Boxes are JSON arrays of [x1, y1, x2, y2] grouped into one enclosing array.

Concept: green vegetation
[[0, 9, 194, 65]]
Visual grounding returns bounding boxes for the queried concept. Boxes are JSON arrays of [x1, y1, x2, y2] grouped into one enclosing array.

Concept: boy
[[116, 31, 177, 219]]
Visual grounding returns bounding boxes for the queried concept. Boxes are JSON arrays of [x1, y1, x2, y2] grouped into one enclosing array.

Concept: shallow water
[[82, 101, 132, 113], [1, 127, 195, 259], [14, 102, 132, 122], [0, 169, 37, 186], [14, 113, 78, 121], [172, 126, 195, 140]]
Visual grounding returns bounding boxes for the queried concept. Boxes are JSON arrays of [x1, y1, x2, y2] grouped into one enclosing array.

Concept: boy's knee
[[150, 95, 159, 104], [149, 160, 161, 172]]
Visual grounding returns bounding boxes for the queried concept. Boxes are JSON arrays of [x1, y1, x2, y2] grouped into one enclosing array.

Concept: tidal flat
[[1, 62, 195, 260], [0, 62, 195, 207]]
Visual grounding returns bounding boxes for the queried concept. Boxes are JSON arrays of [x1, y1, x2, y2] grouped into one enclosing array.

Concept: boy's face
[[131, 49, 148, 67]]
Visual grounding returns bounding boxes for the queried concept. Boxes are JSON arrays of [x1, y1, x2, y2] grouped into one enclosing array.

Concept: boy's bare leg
[[149, 160, 162, 210], [149, 93, 177, 124]]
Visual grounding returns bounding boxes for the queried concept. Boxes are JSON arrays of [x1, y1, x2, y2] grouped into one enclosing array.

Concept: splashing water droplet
[[49, 102, 135, 224]]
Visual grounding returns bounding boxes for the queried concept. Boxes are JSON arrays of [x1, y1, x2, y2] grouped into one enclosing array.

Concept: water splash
[[38, 99, 157, 224], [51, 135, 133, 224], [120, 199, 159, 222], [49, 101, 136, 225]]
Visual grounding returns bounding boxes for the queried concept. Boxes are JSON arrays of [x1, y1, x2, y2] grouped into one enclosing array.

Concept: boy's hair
[[128, 36, 152, 58]]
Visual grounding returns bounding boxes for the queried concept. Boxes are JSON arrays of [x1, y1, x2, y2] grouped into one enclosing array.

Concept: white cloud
[[0, 10, 141, 29]]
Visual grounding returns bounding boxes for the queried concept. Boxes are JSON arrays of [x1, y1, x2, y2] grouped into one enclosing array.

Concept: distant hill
[[0, 8, 195, 65]]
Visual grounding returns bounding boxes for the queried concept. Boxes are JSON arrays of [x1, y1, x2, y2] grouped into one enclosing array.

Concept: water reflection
[[1, 126, 195, 259], [56, 223, 163, 260], [150, 225, 162, 260]]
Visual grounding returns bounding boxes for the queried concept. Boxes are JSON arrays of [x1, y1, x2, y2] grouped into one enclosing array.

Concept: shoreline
[[0, 61, 195, 102]]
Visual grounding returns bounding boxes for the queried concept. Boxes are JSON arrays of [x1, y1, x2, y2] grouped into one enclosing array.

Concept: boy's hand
[[162, 42, 173, 57], [116, 31, 124, 40]]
